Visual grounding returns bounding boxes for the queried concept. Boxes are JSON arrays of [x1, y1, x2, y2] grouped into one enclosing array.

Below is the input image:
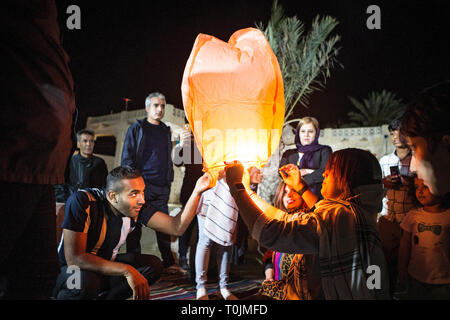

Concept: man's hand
[[399, 175, 413, 187], [124, 266, 150, 300], [382, 175, 399, 188], [264, 268, 274, 282], [249, 167, 263, 184], [238, 166, 262, 190], [179, 129, 192, 148], [193, 173, 211, 195], [224, 161, 244, 188], [279, 164, 305, 191]]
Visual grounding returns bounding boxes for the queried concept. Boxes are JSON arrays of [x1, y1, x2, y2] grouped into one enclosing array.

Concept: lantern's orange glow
[[181, 28, 285, 186]]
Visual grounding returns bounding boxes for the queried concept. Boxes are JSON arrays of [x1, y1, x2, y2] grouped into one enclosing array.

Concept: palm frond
[[256, 0, 341, 124], [347, 90, 405, 126]]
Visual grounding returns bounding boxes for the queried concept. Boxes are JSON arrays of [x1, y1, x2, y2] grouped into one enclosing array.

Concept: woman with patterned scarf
[[253, 181, 318, 300], [227, 148, 390, 300]]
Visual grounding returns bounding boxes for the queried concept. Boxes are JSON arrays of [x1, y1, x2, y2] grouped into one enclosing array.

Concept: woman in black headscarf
[[280, 117, 332, 198]]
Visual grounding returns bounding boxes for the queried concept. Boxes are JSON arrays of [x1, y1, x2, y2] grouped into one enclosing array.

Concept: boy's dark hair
[[106, 166, 142, 193], [400, 80, 449, 150], [325, 148, 382, 199], [388, 119, 401, 132], [76, 129, 95, 141]]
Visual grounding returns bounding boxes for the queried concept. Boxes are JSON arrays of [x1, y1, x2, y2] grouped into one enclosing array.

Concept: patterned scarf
[[314, 184, 390, 300], [279, 184, 390, 300]]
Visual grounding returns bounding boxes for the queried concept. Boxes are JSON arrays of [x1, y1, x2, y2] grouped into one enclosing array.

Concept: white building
[[282, 124, 394, 159]]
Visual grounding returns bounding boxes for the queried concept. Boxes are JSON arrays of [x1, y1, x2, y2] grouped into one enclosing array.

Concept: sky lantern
[[181, 27, 285, 186]]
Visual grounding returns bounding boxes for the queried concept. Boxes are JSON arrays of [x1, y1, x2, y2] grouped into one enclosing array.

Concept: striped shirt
[[197, 179, 238, 246], [58, 188, 157, 266]]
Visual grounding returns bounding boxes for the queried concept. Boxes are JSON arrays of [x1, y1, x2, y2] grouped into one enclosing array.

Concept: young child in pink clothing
[[398, 177, 450, 299]]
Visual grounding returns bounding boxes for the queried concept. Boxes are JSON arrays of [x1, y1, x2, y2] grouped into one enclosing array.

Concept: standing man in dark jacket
[[55, 129, 108, 202], [121, 92, 183, 273], [68, 129, 108, 193]]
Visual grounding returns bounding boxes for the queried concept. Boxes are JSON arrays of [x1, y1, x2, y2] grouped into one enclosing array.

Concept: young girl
[[398, 177, 450, 299], [258, 181, 318, 299], [194, 167, 264, 300], [225, 148, 390, 299], [194, 177, 239, 300]]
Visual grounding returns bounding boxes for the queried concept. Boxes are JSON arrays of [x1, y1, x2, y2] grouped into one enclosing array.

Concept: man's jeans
[[53, 253, 163, 300]]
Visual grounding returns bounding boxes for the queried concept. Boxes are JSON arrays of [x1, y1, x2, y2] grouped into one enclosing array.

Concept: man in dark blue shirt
[[54, 166, 210, 300], [121, 92, 182, 273]]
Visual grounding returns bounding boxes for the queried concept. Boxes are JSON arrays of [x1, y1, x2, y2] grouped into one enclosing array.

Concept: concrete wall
[[281, 124, 394, 160]]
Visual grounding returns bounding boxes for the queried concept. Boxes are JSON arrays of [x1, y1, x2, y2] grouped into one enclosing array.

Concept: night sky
[[55, 0, 449, 131]]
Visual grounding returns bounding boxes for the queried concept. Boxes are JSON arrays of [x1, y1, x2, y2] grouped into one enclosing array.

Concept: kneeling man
[[54, 166, 210, 300]]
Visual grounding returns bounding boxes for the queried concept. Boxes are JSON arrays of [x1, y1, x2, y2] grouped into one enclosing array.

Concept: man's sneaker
[[164, 264, 187, 275]]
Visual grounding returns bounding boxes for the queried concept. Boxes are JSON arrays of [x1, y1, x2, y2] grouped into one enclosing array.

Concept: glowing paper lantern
[[181, 28, 285, 186]]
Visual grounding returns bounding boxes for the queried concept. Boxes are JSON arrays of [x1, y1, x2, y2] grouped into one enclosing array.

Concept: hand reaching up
[[279, 164, 306, 192], [193, 173, 212, 195], [224, 160, 244, 188]]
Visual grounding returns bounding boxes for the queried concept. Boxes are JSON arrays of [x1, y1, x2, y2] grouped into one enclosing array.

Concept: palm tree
[[255, 1, 341, 204], [346, 90, 405, 126], [256, 0, 342, 127]]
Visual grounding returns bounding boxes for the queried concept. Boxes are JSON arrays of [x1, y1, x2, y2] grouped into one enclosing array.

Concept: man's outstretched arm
[[145, 173, 210, 236]]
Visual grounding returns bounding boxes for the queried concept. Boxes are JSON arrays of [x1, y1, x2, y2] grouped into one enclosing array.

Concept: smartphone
[[390, 166, 400, 177]]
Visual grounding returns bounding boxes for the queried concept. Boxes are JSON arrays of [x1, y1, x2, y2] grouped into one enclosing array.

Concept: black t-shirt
[[58, 188, 157, 266], [141, 121, 170, 186]]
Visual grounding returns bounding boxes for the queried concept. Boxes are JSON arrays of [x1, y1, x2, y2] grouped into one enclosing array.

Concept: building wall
[[281, 124, 394, 160]]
